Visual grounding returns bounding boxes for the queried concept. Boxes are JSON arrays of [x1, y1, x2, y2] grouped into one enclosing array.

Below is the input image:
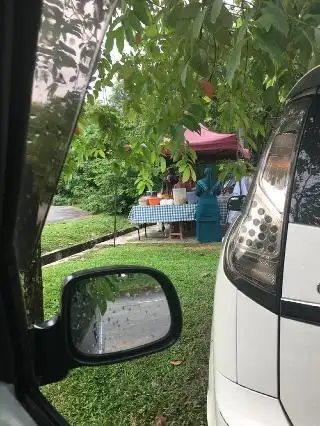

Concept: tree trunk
[[113, 175, 118, 247]]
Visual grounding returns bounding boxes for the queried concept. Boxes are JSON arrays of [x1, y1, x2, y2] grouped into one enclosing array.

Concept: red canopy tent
[[184, 125, 250, 161]]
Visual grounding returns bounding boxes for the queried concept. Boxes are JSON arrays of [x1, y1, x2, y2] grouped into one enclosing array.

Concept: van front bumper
[[207, 372, 289, 426]]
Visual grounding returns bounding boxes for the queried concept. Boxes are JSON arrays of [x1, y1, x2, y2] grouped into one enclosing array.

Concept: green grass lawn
[[41, 214, 130, 254], [42, 243, 220, 426]]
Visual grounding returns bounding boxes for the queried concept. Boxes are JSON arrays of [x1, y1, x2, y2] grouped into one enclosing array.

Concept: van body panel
[[237, 291, 278, 396]]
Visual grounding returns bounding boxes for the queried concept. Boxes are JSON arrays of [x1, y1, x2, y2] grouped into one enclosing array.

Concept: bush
[[56, 159, 138, 214], [53, 193, 72, 206]]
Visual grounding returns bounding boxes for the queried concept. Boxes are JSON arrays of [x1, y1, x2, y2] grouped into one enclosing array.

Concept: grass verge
[[42, 243, 220, 425], [41, 214, 130, 254]]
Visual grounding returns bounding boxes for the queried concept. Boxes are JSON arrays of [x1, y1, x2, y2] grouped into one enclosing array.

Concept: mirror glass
[[69, 272, 171, 356], [228, 196, 246, 212]]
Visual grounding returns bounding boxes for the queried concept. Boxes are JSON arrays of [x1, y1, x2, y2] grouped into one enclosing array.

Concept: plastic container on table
[[148, 197, 161, 206], [187, 191, 199, 204], [172, 188, 187, 205], [138, 197, 149, 206]]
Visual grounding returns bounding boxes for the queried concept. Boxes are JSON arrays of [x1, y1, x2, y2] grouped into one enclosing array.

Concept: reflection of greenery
[[70, 275, 119, 346], [70, 272, 160, 346], [291, 101, 320, 225], [85, 276, 120, 316], [27, 96, 79, 204], [112, 273, 160, 296]]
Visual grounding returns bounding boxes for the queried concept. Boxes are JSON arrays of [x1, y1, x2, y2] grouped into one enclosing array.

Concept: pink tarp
[[184, 125, 250, 159]]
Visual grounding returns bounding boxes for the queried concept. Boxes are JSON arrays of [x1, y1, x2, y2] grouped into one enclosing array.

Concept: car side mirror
[[61, 266, 182, 365], [227, 195, 247, 212]]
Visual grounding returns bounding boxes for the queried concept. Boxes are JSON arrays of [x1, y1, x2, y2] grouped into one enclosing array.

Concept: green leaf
[[237, 10, 254, 43], [214, 26, 232, 45], [123, 19, 135, 46], [121, 64, 134, 79], [191, 168, 197, 182], [133, 0, 150, 26], [171, 124, 185, 146], [180, 113, 200, 132], [95, 79, 102, 92], [149, 44, 161, 58], [226, 39, 245, 83], [187, 103, 206, 121], [181, 4, 199, 20], [145, 25, 158, 38], [166, 5, 182, 27], [246, 136, 257, 151], [256, 14, 273, 32], [255, 32, 283, 65], [235, 108, 249, 129], [193, 6, 207, 39], [128, 10, 142, 31], [105, 31, 115, 53], [87, 93, 95, 105], [190, 50, 209, 77], [182, 167, 190, 183], [217, 5, 233, 30], [210, 0, 223, 24], [260, 2, 289, 37], [181, 61, 189, 88], [115, 27, 125, 52], [160, 156, 167, 173], [263, 86, 277, 106]]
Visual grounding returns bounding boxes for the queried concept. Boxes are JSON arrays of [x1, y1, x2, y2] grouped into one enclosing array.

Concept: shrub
[[56, 159, 138, 214]]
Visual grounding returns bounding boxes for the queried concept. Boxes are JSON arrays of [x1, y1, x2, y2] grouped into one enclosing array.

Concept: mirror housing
[[227, 195, 247, 212], [61, 266, 182, 366]]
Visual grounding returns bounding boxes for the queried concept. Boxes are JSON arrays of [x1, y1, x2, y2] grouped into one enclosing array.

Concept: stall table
[[128, 195, 229, 240]]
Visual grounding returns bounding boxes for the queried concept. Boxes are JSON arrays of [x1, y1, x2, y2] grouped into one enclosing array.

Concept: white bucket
[[172, 188, 187, 205]]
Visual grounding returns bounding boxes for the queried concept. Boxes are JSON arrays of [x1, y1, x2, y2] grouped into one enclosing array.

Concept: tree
[[63, 99, 173, 194], [92, 0, 320, 186]]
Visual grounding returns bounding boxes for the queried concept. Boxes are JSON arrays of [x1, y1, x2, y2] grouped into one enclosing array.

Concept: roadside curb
[[41, 225, 145, 266]]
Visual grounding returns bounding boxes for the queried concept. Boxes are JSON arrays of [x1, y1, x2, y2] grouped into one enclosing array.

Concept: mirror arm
[[30, 316, 74, 386]]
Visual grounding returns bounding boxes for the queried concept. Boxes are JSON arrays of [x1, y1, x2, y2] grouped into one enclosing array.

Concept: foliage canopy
[[88, 0, 320, 186]]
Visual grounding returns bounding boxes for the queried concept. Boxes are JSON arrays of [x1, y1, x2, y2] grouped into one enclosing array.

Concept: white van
[[208, 65, 320, 426]]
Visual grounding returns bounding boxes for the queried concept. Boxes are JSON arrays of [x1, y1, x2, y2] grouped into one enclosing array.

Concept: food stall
[[128, 125, 250, 240], [128, 197, 229, 240], [185, 125, 250, 162]]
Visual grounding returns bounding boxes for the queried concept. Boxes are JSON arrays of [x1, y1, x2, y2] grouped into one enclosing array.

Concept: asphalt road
[[77, 291, 171, 355], [46, 206, 89, 224]]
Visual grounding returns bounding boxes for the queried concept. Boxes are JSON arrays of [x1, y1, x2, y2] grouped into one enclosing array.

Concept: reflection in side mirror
[[227, 195, 247, 212], [62, 266, 182, 365]]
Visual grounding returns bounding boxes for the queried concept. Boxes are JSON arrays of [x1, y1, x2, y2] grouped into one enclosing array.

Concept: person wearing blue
[[195, 168, 222, 243]]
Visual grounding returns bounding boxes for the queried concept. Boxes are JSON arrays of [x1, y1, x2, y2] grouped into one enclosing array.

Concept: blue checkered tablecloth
[[129, 195, 229, 225]]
